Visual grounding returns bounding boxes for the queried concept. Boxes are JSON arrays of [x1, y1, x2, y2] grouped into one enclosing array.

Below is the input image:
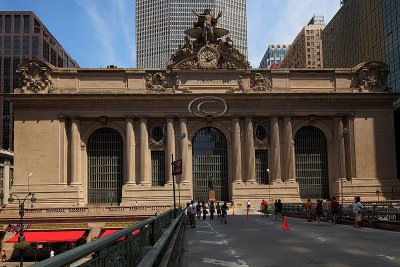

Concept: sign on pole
[[172, 159, 182, 175]]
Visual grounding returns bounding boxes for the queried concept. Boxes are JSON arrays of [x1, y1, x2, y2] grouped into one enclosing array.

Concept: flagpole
[[172, 154, 177, 218]]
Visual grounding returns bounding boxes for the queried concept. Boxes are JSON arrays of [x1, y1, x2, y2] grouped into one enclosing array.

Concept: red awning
[[99, 229, 140, 239], [6, 231, 86, 243]]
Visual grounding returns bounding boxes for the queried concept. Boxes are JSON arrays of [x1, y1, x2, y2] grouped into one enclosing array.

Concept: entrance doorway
[[192, 127, 228, 202], [294, 126, 329, 199], [87, 127, 123, 204]]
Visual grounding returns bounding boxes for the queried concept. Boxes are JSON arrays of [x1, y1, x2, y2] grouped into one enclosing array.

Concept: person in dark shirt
[[275, 199, 283, 221], [330, 197, 340, 224], [221, 202, 229, 224]]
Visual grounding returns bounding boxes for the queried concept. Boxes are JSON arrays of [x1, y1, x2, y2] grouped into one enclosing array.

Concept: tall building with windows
[[323, 0, 400, 92], [136, 0, 247, 68], [259, 44, 290, 68], [280, 15, 325, 69], [0, 11, 79, 152]]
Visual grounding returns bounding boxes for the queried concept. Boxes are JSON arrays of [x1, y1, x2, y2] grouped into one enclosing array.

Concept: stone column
[[283, 116, 295, 182], [58, 115, 67, 184], [139, 117, 150, 185], [126, 117, 136, 184], [3, 160, 10, 204], [344, 114, 354, 180], [179, 118, 189, 184], [244, 117, 256, 182], [166, 117, 175, 185], [232, 117, 242, 183], [335, 116, 346, 180], [70, 118, 81, 185], [270, 115, 282, 183]]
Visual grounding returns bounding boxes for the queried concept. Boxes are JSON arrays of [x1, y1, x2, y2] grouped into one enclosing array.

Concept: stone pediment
[[16, 60, 54, 94]]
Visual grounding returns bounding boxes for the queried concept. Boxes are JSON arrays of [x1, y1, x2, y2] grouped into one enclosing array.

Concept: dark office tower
[[323, 0, 400, 92], [136, 0, 247, 68], [0, 11, 79, 151]]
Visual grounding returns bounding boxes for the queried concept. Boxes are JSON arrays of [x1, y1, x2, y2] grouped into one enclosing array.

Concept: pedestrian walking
[[196, 201, 202, 220], [216, 202, 221, 219], [1, 250, 7, 262], [330, 197, 339, 224], [315, 199, 323, 223], [352, 196, 364, 228], [202, 202, 208, 220], [189, 200, 196, 228], [260, 199, 268, 216], [246, 200, 251, 214], [274, 199, 278, 218], [275, 199, 283, 221], [221, 201, 229, 224], [209, 201, 215, 220], [50, 249, 55, 258], [305, 199, 313, 222]]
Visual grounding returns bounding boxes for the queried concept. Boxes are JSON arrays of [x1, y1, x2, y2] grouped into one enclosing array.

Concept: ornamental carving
[[250, 73, 272, 92], [18, 60, 54, 94], [167, 9, 250, 70], [145, 72, 167, 93], [148, 123, 165, 148], [356, 61, 389, 92]]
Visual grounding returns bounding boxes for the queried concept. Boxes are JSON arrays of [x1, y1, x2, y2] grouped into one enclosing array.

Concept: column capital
[[124, 114, 135, 120], [281, 114, 294, 119], [166, 115, 176, 121], [270, 114, 280, 119], [139, 116, 148, 121]]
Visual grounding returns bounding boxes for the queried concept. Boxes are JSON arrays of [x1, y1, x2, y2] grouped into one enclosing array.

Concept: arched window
[[295, 126, 329, 199], [87, 128, 123, 204]]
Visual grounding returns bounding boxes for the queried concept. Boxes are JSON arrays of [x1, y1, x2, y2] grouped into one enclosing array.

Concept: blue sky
[[1, 0, 341, 68]]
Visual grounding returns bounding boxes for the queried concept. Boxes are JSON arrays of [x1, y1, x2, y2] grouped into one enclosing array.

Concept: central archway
[[192, 127, 228, 202]]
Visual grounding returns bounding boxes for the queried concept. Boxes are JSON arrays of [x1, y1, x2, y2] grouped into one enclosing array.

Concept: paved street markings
[[202, 258, 250, 267]]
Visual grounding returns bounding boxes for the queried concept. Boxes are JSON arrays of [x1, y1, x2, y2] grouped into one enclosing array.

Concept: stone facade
[[5, 59, 400, 208]]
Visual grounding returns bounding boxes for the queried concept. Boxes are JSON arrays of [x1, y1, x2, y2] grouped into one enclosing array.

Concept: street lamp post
[[267, 169, 271, 201], [8, 192, 37, 267]]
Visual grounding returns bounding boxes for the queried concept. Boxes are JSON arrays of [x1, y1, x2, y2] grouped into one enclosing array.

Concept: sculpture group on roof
[[168, 9, 250, 70]]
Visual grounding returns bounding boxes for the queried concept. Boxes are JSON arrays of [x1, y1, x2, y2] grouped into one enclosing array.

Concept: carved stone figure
[[238, 75, 244, 91], [19, 61, 54, 94], [357, 62, 389, 92], [174, 75, 181, 92], [250, 73, 272, 92], [192, 9, 222, 44], [145, 72, 168, 93], [168, 8, 250, 70]]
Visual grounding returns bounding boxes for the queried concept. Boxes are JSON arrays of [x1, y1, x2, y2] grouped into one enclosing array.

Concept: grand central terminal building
[[5, 15, 400, 208]]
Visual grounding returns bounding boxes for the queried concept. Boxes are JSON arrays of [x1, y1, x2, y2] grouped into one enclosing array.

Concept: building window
[[34, 19, 40, 33], [255, 125, 267, 141], [51, 48, 56, 66], [13, 36, 20, 56], [151, 126, 164, 143], [23, 15, 30, 33], [43, 41, 49, 62], [0, 16, 2, 33], [23, 36, 29, 56], [32, 36, 39, 59], [5, 15, 11, 33], [4, 36, 11, 56], [151, 151, 165, 186], [255, 149, 268, 184], [14, 15, 20, 33]]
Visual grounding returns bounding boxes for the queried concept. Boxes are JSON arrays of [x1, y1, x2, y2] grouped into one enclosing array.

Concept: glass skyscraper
[[323, 0, 400, 92], [136, 0, 247, 68], [259, 44, 290, 68]]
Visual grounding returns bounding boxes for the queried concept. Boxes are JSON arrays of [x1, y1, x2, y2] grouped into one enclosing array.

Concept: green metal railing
[[32, 209, 184, 267], [282, 202, 400, 221]]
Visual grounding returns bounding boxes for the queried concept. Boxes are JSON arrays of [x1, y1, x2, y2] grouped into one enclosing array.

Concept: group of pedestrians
[[304, 196, 364, 227], [187, 200, 229, 228]]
